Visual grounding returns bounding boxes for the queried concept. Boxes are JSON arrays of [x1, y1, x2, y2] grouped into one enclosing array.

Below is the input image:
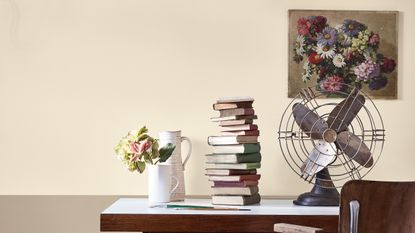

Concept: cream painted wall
[[0, 0, 414, 195]]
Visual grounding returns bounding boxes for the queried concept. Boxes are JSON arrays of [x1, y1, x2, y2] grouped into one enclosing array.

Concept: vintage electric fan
[[278, 85, 385, 206]]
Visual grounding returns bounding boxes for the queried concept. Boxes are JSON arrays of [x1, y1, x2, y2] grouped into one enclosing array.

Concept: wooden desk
[[100, 198, 339, 233]]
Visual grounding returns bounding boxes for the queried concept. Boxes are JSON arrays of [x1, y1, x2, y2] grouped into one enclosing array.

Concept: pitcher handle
[[170, 176, 179, 194], [181, 136, 192, 170]]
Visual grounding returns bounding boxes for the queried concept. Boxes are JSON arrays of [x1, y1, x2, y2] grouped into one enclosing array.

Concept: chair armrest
[[274, 223, 324, 233]]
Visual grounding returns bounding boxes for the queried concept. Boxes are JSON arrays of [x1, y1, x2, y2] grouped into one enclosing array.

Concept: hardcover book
[[219, 108, 255, 118], [212, 193, 261, 205], [212, 143, 261, 154], [205, 169, 257, 176], [218, 119, 254, 126], [205, 152, 262, 164], [213, 101, 253, 111], [212, 186, 259, 196], [221, 130, 260, 136], [207, 136, 258, 145], [208, 174, 261, 182], [220, 124, 258, 132], [206, 162, 261, 170], [216, 96, 255, 103], [210, 115, 257, 122], [213, 180, 259, 187]]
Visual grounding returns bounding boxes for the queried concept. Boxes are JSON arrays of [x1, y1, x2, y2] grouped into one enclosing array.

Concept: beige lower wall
[[0, 196, 118, 233], [0, 195, 295, 233], [0, 0, 414, 196]]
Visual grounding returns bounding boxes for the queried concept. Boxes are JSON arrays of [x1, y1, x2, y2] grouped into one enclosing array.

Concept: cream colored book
[[212, 193, 261, 206], [212, 186, 259, 195], [207, 136, 258, 145]]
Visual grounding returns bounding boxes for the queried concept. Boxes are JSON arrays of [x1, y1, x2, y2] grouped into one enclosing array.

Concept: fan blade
[[336, 131, 373, 168], [292, 103, 328, 140], [327, 90, 365, 132], [301, 140, 336, 176]]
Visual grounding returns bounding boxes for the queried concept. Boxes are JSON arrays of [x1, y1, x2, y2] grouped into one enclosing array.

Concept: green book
[[206, 153, 261, 164], [212, 143, 261, 154], [206, 162, 261, 170]]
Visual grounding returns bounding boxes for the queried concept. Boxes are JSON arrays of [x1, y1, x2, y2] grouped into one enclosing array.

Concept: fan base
[[294, 168, 340, 206], [293, 188, 339, 206]]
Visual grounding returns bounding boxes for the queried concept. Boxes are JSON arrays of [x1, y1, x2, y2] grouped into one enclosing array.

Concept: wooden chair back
[[339, 180, 415, 233]]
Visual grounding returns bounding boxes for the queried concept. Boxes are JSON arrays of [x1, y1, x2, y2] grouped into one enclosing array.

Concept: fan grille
[[278, 85, 385, 188]]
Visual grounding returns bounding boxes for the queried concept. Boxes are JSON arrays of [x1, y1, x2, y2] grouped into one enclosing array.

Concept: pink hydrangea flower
[[320, 75, 344, 92], [130, 142, 140, 154], [138, 139, 152, 154], [354, 60, 380, 82], [130, 139, 153, 154]]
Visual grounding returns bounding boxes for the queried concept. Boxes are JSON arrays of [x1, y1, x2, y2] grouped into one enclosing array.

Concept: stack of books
[[206, 97, 261, 206]]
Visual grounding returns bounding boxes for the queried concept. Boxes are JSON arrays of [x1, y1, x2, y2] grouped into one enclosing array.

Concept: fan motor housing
[[323, 129, 337, 143]]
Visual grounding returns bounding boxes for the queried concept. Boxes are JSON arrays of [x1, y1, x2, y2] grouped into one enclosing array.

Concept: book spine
[[219, 108, 254, 118], [213, 181, 259, 187], [220, 124, 258, 132]]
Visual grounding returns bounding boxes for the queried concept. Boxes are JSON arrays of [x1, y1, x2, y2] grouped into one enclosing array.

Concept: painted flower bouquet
[[293, 16, 396, 93], [114, 126, 176, 173]]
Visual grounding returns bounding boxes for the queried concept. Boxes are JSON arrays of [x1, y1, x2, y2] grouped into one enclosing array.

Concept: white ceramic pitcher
[[158, 130, 192, 201], [147, 164, 179, 205]]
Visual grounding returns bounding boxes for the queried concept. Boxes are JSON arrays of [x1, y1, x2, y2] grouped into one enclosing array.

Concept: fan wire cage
[[278, 84, 385, 196]]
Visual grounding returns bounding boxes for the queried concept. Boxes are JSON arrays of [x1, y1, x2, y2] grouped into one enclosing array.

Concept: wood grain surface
[[101, 213, 338, 232], [339, 180, 415, 233]]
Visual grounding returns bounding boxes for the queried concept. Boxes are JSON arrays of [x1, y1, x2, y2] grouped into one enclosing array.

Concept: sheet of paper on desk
[[151, 204, 251, 211]]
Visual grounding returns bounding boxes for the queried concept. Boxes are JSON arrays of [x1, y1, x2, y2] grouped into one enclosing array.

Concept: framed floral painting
[[288, 10, 398, 99]]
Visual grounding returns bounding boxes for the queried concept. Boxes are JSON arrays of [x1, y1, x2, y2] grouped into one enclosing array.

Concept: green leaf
[[138, 126, 148, 134], [151, 140, 160, 159], [143, 153, 152, 164], [157, 143, 176, 164], [137, 134, 149, 141], [137, 161, 146, 173], [128, 162, 137, 172], [136, 126, 148, 137]]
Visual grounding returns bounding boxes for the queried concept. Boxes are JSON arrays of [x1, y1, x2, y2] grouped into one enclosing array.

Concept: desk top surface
[[102, 198, 339, 216]]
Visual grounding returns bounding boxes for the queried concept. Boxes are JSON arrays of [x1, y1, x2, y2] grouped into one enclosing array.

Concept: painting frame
[[288, 10, 399, 99]]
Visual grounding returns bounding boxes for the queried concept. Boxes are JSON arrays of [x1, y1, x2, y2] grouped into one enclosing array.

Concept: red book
[[213, 180, 259, 187]]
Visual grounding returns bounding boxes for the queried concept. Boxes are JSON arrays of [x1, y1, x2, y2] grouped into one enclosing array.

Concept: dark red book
[[213, 180, 259, 187]]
